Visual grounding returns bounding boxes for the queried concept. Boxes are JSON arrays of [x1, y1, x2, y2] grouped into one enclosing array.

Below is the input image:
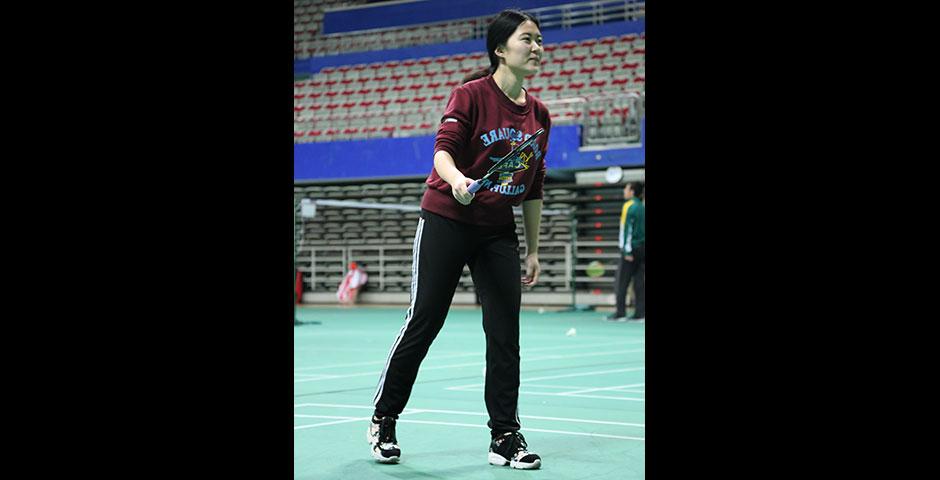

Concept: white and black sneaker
[[488, 431, 541, 470], [367, 416, 401, 463]]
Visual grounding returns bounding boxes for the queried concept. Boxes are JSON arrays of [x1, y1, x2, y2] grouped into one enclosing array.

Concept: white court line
[[294, 417, 370, 429], [520, 383, 644, 391], [449, 385, 645, 401], [447, 367, 645, 391], [292, 404, 643, 427], [560, 384, 645, 395], [524, 391, 644, 401], [294, 417, 644, 440], [293, 409, 428, 430], [394, 420, 645, 441], [295, 349, 644, 383], [293, 340, 644, 371], [294, 414, 360, 419]]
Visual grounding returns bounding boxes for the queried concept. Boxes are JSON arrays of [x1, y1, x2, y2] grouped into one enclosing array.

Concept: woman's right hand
[[451, 174, 476, 205]]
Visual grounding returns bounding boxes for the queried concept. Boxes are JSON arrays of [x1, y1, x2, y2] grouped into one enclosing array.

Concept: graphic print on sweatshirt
[[478, 126, 544, 197]]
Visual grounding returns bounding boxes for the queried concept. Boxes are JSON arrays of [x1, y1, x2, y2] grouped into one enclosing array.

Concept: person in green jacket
[[607, 181, 645, 322]]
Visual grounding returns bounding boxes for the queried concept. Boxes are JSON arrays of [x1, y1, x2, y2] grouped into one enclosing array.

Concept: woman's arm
[[521, 199, 542, 286], [434, 150, 475, 205]]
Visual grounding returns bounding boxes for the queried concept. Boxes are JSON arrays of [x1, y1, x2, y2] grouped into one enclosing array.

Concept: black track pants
[[373, 210, 523, 433]]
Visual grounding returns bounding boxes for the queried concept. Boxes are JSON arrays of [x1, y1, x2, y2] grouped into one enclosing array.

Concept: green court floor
[[294, 306, 645, 480]]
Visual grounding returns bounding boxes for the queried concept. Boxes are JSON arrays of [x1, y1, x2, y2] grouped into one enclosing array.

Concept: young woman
[[368, 9, 550, 471]]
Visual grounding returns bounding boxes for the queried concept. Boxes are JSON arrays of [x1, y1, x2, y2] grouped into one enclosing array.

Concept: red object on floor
[[295, 270, 302, 303]]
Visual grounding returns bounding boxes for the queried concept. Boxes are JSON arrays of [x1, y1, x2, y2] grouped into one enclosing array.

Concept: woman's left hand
[[522, 254, 540, 287]]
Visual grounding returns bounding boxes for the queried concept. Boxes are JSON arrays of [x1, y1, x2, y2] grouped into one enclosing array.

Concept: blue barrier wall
[[324, 0, 587, 34], [295, 20, 644, 75], [294, 121, 644, 182]]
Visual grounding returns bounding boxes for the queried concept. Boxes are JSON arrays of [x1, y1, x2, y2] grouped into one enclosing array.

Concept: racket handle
[[467, 179, 484, 194]]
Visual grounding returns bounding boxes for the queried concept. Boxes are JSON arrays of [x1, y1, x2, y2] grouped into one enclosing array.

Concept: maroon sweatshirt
[[421, 74, 551, 226]]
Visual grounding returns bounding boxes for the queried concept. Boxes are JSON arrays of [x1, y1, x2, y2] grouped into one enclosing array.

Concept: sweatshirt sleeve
[[524, 116, 550, 201], [434, 86, 474, 160]]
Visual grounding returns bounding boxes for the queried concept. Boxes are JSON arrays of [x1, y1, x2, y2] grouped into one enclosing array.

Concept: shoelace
[[495, 432, 529, 456], [379, 417, 397, 444]]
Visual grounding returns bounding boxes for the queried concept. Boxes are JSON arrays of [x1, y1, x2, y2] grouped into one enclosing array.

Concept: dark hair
[[628, 181, 644, 198], [461, 9, 540, 84]]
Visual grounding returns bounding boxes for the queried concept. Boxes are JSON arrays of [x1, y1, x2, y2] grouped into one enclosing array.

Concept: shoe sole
[[372, 450, 400, 463], [488, 452, 541, 470], [368, 427, 400, 463]]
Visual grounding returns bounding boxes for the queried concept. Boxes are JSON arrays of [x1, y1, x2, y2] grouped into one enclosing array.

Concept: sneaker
[[488, 431, 541, 470], [605, 315, 628, 322], [367, 416, 401, 463]]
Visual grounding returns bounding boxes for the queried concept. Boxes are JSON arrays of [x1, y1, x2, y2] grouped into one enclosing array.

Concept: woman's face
[[497, 20, 543, 77]]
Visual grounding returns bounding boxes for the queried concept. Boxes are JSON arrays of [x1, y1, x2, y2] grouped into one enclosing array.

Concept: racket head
[[481, 128, 546, 178]]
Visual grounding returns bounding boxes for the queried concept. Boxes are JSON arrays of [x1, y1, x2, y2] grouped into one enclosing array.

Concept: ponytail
[[461, 65, 496, 84]]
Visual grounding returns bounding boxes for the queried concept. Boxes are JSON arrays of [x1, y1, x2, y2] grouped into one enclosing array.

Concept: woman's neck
[[493, 67, 526, 105]]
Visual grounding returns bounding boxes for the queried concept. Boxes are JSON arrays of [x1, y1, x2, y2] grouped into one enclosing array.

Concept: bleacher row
[[293, 0, 368, 52], [294, 33, 645, 143], [295, 181, 628, 294], [296, 18, 478, 60]]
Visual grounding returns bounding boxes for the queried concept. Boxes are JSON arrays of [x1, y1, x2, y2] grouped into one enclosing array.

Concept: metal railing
[[299, 241, 573, 292], [299, 0, 645, 58]]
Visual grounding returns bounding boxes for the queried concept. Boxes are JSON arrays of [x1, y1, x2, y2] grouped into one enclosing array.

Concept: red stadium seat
[[377, 99, 391, 107], [374, 86, 389, 94], [599, 36, 617, 45], [360, 100, 374, 108], [431, 94, 446, 102], [600, 64, 618, 72], [373, 75, 388, 83], [580, 67, 596, 75], [558, 69, 575, 79], [357, 88, 372, 96], [591, 53, 608, 60], [581, 39, 597, 47], [307, 130, 322, 138]]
